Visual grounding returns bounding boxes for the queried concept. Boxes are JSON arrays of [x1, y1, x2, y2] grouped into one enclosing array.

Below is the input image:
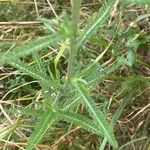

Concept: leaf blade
[[75, 84, 118, 148], [77, 0, 115, 49], [56, 110, 103, 136], [0, 35, 60, 65], [26, 111, 55, 150]]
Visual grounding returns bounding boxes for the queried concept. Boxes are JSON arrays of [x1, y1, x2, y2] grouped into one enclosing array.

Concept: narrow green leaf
[[56, 110, 103, 136], [9, 59, 51, 86], [88, 57, 129, 86], [74, 84, 118, 148], [38, 18, 56, 32], [0, 35, 60, 65], [9, 107, 44, 117], [54, 39, 69, 70], [77, 0, 115, 49], [26, 111, 55, 150], [7, 58, 58, 105]]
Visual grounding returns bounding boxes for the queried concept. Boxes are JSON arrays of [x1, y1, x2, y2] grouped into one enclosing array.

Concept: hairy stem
[[67, 0, 82, 80]]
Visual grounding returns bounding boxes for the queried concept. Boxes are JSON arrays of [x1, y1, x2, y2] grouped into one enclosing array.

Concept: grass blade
[[0, 121, 22, 139], [119, 136, 148, 150]]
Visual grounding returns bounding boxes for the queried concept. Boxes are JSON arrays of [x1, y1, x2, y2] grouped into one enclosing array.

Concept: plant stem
[[67, 0, 82, 80]]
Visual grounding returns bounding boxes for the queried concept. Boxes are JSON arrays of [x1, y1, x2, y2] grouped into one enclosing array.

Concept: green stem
[[67, 0, 82, 80]]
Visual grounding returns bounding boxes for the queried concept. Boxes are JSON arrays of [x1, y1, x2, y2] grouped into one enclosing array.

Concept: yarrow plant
[[0, 0, 149, 149]]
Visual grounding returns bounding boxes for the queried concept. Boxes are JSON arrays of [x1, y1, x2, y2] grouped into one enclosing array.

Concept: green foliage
[[9, 107, 44, 117], [77, 0, 115, 50], [74, 83, 118, 148], [56, 110, 103, 136], [1, 0, 149, 149], [26, 110, 55, 150], [0, 35, 60, 65]]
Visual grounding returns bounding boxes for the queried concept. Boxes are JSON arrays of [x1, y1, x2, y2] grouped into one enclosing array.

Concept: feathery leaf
[[56, 110, 103, 135], [9, 107, 44, 117], [0, 35, 60, 65], [74, 84, 118, 148], [77, 0, 115, 49], [10, 59, 51, 86], [26, 111, 56, 150]]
